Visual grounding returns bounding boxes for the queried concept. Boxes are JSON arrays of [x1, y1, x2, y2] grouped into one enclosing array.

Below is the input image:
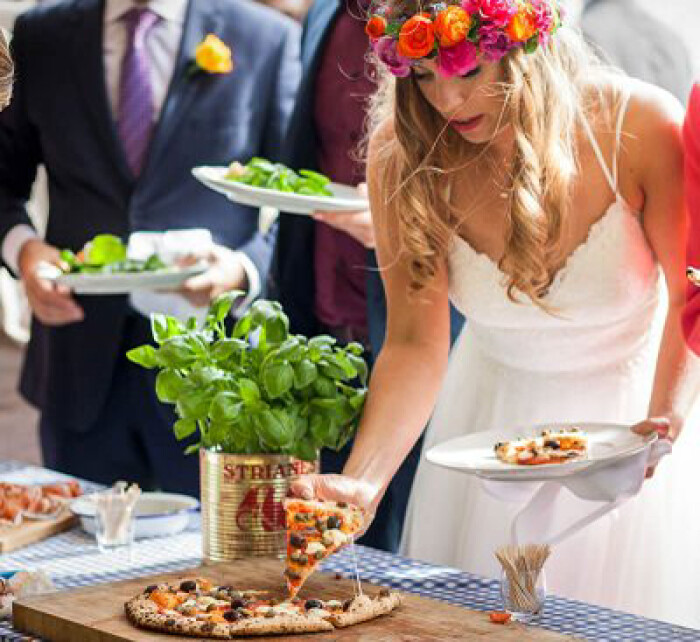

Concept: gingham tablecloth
[[0, 461, 697, 642]]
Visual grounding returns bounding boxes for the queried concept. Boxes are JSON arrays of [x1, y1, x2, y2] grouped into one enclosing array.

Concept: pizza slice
[[284, 499, 365, 598], [495, 427, 589, 466]]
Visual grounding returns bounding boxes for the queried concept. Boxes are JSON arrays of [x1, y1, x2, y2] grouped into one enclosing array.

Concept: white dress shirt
[[2, 0, 259, 312]]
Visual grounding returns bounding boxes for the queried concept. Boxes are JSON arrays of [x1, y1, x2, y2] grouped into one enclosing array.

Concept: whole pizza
[[125, 579, 401, 638], [125, 498, 402, 638]]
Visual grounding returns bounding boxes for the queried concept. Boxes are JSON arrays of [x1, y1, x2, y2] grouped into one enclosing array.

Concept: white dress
[[402, 96, 700, 628]]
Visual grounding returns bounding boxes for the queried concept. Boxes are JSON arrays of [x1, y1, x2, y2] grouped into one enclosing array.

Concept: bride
[[292, 0, 694, 623]]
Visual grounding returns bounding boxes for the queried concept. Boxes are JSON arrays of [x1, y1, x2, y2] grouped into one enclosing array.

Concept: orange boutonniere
[[193, 34, 234, 75]]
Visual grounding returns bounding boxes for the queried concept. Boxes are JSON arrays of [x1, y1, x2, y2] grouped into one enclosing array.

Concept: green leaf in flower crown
[[524, 34, 539, 54], [209, 391, 241, 423], [293, 359, 317, 389], [174, 418, 197, 441], [155, 369, 184, 403], [263, 362, 294, 399], [238, 378, 261, 405], [126, 345, 160, 369]]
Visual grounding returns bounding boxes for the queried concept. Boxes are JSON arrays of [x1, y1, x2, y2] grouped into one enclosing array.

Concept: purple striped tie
[[117, 7, 160, 176]]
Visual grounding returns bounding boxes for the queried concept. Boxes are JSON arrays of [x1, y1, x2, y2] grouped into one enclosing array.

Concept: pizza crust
[[329, 592, 403, 628]]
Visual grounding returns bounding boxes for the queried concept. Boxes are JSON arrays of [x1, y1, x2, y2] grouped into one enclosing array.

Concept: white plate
[[71, 492, 199, 539], [687, 266, 700, 287], [38, 262, 207, 295], [192, 165, 369, 215], [426, 422, 657, 482]]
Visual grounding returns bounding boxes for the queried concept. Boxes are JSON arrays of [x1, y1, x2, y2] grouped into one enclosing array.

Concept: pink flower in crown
[[462, 0, 517, 28], [529, 0, 556, 44], [372, 36, 412, 77], [478, 24, 515, 61], [437, 39, 479, 77]]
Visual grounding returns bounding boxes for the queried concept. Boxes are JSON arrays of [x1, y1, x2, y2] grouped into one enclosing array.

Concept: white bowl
[[70, 492, 199, 539]]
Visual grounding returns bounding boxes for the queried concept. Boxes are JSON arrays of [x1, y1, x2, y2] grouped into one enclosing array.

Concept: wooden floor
[[0, 332, 40, 465]]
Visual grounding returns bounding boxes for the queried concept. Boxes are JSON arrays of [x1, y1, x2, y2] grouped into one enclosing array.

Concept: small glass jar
[[500, 568, 547, 623]]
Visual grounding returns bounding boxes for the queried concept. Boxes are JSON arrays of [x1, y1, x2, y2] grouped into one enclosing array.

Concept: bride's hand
[[289, 474, 382, 535], [632, 417, 679, 478]]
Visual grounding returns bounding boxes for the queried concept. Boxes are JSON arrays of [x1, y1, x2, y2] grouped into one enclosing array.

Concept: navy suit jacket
[[271, 0, 462, 357], [0, 0, 301, 430]]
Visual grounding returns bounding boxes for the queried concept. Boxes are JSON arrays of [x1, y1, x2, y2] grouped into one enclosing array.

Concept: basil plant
[[127, 293, 368, 462]]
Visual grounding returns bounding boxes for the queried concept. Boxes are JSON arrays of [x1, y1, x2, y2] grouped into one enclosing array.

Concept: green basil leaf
[[151, 313, 169, 344], [212, 338, 248, 363], [347, 354, 369, 384], [159, 336, 197, 368], [262, 362, 294, 399], [309, 335, 337, 349], [294, 360, 317, 389], [126, 345, 159, 369], [313, 375, 336, 398], [174, 418, 197, 441], [184, 442, 201, 455], [238, 379, 261, 405], [176, 389, 212, 421], [209, 391, 241, 422], [293, 440, 318, 462], [331, 352, 357, 378], [207, 291, 244, 323], [155, 369, 183, 403]]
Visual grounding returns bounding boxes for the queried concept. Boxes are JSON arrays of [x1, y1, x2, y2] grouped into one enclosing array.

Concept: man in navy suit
[[0, 0, 300, 495], [270, 0, 463, 552]]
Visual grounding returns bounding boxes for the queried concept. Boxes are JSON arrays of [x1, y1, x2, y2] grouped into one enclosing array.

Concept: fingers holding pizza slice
[[284, 498, 365, 599]]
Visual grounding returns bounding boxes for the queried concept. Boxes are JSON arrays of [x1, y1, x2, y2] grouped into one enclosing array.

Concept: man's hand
[[313, 183, 375, 249], [18, 239, 84, 326], [179, 244, 248, 308]]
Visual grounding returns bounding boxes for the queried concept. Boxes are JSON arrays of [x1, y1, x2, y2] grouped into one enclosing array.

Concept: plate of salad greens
[[38, 234, 207, 295], [192, 158, 369, 215]]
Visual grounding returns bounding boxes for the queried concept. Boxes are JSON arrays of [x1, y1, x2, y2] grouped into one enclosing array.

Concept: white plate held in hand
[[426, 422, 657, 483], [37, 262, 207, 295], [192, 166, 369, 215]]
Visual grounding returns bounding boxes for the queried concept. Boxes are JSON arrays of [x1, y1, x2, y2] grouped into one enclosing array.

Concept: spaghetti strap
[[580, 87, 631, 196], [612, 88, 632, 190], [580, 114, 616, 195]]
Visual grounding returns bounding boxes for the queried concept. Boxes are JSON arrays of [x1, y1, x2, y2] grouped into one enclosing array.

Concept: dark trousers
[[39, 314, 200, 497], [321, 436, 422, 554]]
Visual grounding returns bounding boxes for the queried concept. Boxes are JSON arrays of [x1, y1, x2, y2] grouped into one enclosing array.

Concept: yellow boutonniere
[[194, 34, 234, 75]]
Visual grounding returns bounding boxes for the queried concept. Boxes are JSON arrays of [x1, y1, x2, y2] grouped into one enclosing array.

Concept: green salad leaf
[[225, 158, 334, 197], [126, 295, 368, 461], [59, 234, 168, 275]]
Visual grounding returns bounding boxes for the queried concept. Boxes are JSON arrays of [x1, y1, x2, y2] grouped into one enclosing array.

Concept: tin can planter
[[200, 450, 317, 562]]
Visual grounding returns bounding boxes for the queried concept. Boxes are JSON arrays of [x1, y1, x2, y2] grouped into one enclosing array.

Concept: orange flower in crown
[[398, 14, 436, 59], [434, 6, 472, 48], [365, 15, 387, 39], [194, 34, 234, 75], [505, 3, 537, 43]]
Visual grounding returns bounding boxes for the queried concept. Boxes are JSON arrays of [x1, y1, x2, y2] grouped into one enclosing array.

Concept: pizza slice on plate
[[284, 499, 365, 598], [495, 427, 589, 466]]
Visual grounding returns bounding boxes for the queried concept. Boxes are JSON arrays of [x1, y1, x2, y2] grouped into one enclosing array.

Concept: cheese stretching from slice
[[494, 428, 588, 466]]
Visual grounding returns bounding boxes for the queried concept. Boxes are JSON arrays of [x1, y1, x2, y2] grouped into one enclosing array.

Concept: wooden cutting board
[[13, 559, 576, 641], [0, 510, 76, 553]]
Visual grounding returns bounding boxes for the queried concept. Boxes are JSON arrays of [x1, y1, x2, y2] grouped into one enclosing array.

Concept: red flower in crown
[[461, 0, 518, 28], [529, 0, 557, 43]]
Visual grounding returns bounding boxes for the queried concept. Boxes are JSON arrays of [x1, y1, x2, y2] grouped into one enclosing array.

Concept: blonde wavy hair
[[368, 6, 619, 307]]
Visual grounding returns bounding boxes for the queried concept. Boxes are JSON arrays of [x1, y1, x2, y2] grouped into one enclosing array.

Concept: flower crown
[[366, 0, 563, 78]]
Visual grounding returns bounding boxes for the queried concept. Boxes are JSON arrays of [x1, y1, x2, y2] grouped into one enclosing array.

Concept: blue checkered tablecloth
[[0, 461, 697, 641]]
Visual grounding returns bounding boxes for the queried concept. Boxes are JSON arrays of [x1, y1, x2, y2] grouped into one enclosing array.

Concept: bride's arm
[[291, 119, 452, 509], [629, 83, 697, 454]]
